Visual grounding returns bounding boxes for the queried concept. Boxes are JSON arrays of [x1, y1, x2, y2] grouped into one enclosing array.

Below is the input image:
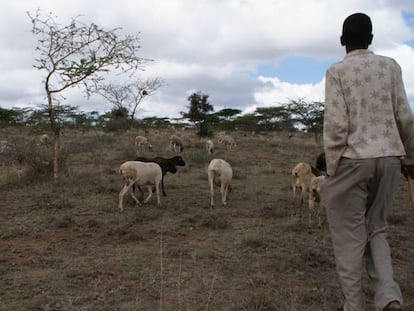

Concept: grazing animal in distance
[[219, 135, 236, 150], [169, 135, 184, 152], [206, 139, 214, 154], [135, 135, 153, 151], [39, 134, 50, 146]]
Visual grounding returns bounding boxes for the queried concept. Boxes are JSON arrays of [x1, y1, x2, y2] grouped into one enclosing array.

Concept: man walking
[[322, 12, 414, 311]]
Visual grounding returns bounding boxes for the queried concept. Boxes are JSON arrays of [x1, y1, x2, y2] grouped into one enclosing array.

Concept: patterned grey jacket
[[323, 49, 414, 176]]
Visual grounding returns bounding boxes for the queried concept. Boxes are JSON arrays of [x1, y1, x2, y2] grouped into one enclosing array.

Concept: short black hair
[[342, 13, 372, 46]]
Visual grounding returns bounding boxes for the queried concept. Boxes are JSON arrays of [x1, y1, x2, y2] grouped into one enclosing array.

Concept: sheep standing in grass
[[207, 158, 233, 208], [216, 131, 226, 141], [118, 161, 162, 211], [221, 135, 236, 150], [135, 135, 153, 151], [308, 175, 326, 228], [291, 162, 321, 219], [169, 134, 184, 152], [0, 140, 9, 153], [206, 139, 214, 154], [39, 134, 50, 146]]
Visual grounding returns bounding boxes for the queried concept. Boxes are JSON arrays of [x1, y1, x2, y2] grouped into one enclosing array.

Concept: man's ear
[[340, 35, 346, 46], [368, 34, 373, 45]]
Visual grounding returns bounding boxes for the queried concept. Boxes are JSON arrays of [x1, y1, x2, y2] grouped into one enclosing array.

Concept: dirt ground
[[0, 128, 413, 311]]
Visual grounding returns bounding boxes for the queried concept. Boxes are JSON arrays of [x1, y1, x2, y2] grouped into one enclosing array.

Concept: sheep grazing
[[207, 158, 233, 208], [315, 152, 327, 176], [221, 135, 236, 150], [0, 140, 9, 153], [118, 161, 162, 211], [291, 162, 321, 219], [206, 139, 214, 154], [39, 134, 50, 146], [134, 155, 186, 196], [308, 175, 326, 228], [216, 131, 226, 142], [169, 134, 184, 152], [135, 135, 153, 151]]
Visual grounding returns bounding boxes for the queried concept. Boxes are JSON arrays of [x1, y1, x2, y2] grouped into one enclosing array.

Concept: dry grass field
[[1, 127, 413, 311]]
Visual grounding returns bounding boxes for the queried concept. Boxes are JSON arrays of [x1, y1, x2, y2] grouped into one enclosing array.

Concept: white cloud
[[0, 0, 413, 117], [246, 77, 325, 114], [376, 44, 414, 100]]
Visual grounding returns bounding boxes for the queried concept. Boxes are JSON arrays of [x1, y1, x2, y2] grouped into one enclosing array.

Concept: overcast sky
[[1, 0, 414, 119]]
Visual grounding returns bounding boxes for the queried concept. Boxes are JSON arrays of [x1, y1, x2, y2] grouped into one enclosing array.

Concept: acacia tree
[[98, 77, 163, 128], [181, 91, 214, 134], [28, 10, 147, 181], [255, 106, 295, 131], [285, 98, 324, 141]]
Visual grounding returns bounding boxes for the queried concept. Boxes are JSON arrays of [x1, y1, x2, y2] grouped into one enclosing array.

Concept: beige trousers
[[321, 157, 403, 311]]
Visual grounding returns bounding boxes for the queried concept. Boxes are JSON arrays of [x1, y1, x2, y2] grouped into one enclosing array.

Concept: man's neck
[[346, 45, 369, 53]]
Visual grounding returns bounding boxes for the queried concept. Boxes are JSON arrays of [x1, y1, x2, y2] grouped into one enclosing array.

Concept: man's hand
[[402, 165, 414, 179]]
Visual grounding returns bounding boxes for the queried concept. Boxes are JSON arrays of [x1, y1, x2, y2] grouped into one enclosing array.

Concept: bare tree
[[98, 77, 163, 128], [28, 9, 148, 181]]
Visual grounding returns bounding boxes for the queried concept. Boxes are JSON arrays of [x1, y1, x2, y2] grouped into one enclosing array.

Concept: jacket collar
[[344, 49, 373, 59]]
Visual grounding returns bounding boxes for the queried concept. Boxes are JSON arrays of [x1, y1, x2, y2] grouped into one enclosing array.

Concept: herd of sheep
[[120, 132, 326, 228], [119, 133, 236, 211], [1, 131, 326, 227]]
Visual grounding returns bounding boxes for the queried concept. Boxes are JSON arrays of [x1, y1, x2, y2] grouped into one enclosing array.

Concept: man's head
[[340, 13, 373, 49]]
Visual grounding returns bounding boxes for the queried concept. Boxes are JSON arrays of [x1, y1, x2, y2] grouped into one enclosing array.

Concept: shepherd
[[321, 12, 414, 311]]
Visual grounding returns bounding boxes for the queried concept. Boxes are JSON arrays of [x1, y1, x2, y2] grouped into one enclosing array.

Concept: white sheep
[[135, 135, 153, 151], [118, 161, 162, 211], [0, 140, 9, 153], [221, 135, 236, 150], [216, 132, 227, 143], [206, 139, 214, 154], [308, 175, 326, 228], [169, 134, 183, 152], [207, 158, 233, 208], [39, 134, 50, 146]]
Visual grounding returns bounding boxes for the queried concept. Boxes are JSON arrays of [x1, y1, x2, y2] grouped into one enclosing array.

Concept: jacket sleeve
[[394, 63, 414, 165], [323, 67, 349, 176]]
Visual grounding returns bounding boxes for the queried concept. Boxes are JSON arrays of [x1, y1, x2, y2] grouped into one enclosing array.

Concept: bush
[[0, 137, 70, 184]]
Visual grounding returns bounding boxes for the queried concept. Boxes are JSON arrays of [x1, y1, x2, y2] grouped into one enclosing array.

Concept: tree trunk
[[47, 90, 60, 182], [52, 128, 60, 182]]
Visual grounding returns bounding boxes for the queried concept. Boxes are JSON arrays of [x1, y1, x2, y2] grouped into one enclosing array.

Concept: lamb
[[291, 162, 321, 219], [207, 158, 233, 208], [206, 139, 214, 154], [135, 135, 153, 151], [134, 155, 186, 196], [118, 161, 162, 211], [169, 134, 184, 152], [308, 175, 326, 228]]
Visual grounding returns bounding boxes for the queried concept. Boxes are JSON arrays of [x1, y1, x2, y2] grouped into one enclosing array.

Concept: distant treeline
[[0, 98, 324, 136]]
